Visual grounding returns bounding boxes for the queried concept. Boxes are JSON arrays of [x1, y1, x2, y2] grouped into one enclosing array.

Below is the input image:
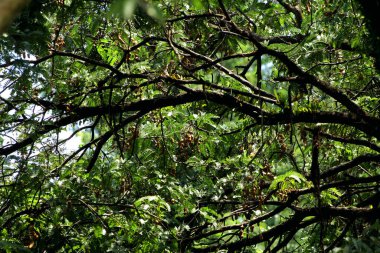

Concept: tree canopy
[[1, 0, 380, 252]]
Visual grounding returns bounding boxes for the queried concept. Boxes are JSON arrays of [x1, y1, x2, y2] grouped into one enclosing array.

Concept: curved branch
[[277, 0, 303, 28], [224, 20, 370, 120], [85, 110, 147, 172], [305, 127, 380, 153], [320, 154, 380, 179], [192, 213, 309, 252], [2, 90, 378, 157]]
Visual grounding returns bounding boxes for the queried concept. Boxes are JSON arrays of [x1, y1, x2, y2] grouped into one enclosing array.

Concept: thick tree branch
[[320, 154, 380, 179], [304, 127, 380, 153], [3, 91, 378, 157], [277, 0, 303, 28]]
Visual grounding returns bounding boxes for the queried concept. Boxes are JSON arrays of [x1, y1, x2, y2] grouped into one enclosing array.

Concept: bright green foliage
[[1, 0, 380, 252]]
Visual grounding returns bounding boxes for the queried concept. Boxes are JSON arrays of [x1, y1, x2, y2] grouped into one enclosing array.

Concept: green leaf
[[269, 171, 307, 190]]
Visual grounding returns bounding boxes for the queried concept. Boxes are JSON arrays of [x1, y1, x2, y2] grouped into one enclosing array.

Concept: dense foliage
[[1, 0, 380, 252]]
